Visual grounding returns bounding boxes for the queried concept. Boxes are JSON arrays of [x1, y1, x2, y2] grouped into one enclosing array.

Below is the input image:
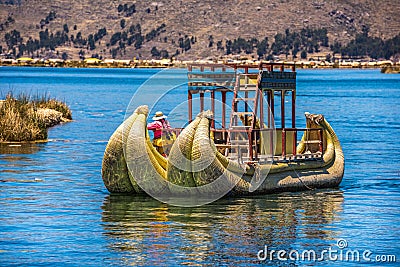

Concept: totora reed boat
[[102, 63, 344, 199]]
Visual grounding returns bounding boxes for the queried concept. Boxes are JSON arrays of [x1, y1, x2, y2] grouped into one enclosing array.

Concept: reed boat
[[102, 63, 344, 197]]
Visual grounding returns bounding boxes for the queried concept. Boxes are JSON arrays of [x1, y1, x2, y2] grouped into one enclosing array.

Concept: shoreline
[[1, 58, 398, 70]]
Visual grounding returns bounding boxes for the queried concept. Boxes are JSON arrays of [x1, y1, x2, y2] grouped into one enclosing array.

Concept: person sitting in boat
[[147, 111, 173, 157]]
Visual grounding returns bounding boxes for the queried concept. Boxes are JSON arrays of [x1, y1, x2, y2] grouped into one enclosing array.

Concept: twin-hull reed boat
[[102, 63, 344, 197]]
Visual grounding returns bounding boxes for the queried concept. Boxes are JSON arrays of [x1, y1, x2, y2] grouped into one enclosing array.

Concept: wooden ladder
[[225, 72, 261, 163]]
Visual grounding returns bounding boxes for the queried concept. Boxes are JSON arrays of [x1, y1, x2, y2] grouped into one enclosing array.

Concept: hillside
[[0, 0, 399, 60]]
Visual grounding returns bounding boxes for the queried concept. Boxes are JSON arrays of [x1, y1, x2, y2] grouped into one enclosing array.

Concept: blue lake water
[[0, 66, 399, 266]]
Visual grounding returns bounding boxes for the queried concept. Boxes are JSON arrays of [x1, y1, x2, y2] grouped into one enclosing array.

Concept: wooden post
[[200, 92, 204, 112], [292, 90, 296, 155], [270, 128, 274, 157], [269, 90, 275, 157], [260, 90, 264, 129], [248, 130, 253, 160], [282, 128, 286, 158], [211, 90, 215, 128], [221, 91, 227, 128], [281, 90, 285, 128], [281, 90, 286, 158], [188, 90, 193, 122], [291, 90, 296, 128], [270, 90, 274, 124], [267, 90, 271, 128], [244, 88, 249, 114]]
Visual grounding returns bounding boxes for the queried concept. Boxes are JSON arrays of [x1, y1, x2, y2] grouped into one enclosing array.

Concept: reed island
[[0, 93, 72, 142]]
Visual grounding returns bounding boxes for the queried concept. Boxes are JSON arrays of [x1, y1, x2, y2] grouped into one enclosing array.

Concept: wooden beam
[[248, 131, 253, 160], [200, 92, 204, 111], [221, 91, 226, 128], [291, 90, 296, 128], [211, 90, 215, 128], [270, 90, 274, 123], [292, 90, 296, 155], [282, 129, 286, 157], [267, 90, 271, 128], [260, 90, 264, 129], [281, 90, 285, 128], [188, 91, 193, 122]]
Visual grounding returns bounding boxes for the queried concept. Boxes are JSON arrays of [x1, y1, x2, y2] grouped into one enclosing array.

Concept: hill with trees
[[0, 0, 399, 61]]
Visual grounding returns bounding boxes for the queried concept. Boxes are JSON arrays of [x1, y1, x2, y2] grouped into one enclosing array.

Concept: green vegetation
[[145, 24, 166, 42], [219, 27, 400, 60], [120, 19, 126, 29], [0, 0, 22, 4], [178, 35, 195, 52], [0, 93, 71, 142], [151, 47, 169, 59], [39, 11, 56, 29], [3, 23, 107, 57], [107, 22, 172, 59], [333, 28, 400, 59], [0, 15, 14, 32], [117, 3, 136, 17], [223, 27, 330, 59], [74, 27, 107, 50]]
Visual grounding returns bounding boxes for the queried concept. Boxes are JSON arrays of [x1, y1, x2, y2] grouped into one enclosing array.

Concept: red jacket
[[147, 119, 171, 139]]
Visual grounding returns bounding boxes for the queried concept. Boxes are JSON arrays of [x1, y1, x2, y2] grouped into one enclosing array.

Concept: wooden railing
[[165, 127, 324, 162]]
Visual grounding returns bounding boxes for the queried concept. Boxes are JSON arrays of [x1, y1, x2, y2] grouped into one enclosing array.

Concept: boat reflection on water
[[101, 190, 344, 265]]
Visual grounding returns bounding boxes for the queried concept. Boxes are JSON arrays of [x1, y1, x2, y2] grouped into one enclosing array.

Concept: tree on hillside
[[120, 19, 126, 29], [78, 49, 85, 60], [301, 50, 307, 59], [117, 4, 123, 13], [110, 32, 121, 46], [4, 29, 22, 49], [160, 50, 169, 58], [217, 40, 223, 51], [134, 35, 143, 49], [336, 28, 400, 59], [257, 37, 268, 59], [88, 34, 95, 50], [225, 40, 232, 55], [151, 46, 160, 58]]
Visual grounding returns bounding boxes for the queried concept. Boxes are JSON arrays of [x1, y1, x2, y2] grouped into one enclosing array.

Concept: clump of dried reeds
[[0, 92, 72, 142]]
